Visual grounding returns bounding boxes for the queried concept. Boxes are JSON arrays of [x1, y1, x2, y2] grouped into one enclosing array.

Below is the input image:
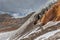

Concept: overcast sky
[[0, 0, 56, 18]]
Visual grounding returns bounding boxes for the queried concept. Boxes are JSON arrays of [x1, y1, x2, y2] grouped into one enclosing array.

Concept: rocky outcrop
[[0, 12, 34, 32], [37, 1, 60, 25]]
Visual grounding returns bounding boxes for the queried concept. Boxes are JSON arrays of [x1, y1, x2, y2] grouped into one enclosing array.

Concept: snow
[[34, 29, 60, 40], [1, 29, 60, 40], [0, 30, 16, 40]]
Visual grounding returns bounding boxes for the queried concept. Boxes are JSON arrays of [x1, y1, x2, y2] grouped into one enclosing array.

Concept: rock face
[[37, 1, 60, 25], [0, 14, 20, 32], [0, 14, 16, 26], [0, 12, 34, 32]]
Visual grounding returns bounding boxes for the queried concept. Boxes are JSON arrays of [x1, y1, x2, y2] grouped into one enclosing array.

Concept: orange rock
[[38, 1, 60, 25]]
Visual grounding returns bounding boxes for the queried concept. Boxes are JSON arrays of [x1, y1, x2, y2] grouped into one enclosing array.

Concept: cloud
[[12, 13, 26, 18]]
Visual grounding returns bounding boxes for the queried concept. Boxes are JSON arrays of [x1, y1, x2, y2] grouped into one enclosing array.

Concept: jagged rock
[[0, 12, 34, 32], [37, 1, 60, 25]]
